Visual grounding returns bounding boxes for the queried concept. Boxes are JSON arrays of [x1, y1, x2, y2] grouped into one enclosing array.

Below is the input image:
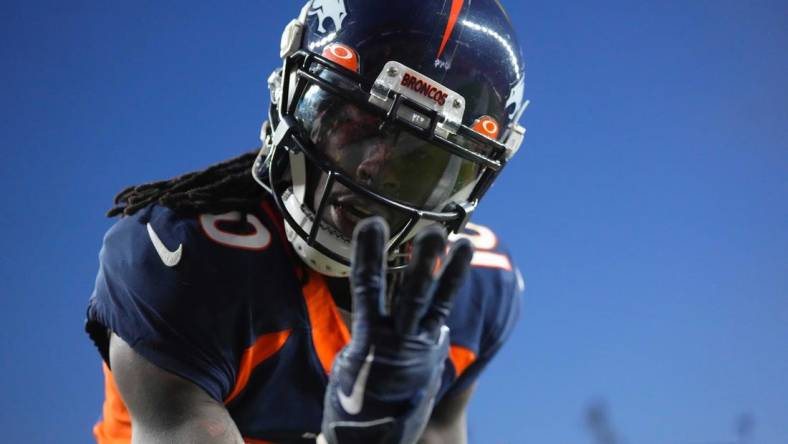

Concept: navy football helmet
[[254, 0, 527, 276]]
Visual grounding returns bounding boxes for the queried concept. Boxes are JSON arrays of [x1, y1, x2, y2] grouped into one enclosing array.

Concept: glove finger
[[421, 238, 473, 335], [350, 217, 389, 342], [395, 225, 446, 335]]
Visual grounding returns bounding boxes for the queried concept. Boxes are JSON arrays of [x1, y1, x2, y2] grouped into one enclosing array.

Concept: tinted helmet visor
[[293, 81, 482, 238]]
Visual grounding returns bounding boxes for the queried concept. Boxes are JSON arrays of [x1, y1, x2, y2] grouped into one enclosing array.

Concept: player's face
[[309, 104, 407, 239]]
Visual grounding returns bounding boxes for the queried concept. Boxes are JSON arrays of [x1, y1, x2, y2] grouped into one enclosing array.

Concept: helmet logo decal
[[322, 43, 360, 73], [436, 0, 464, 59], [401, 72, 449, 106], [308, 0, 348, 34], [505, 77, 526, 121]]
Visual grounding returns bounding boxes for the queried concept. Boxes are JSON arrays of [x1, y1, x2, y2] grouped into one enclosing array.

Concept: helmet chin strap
[[285, 223, 351, 277], [283, 149, 352, 277]]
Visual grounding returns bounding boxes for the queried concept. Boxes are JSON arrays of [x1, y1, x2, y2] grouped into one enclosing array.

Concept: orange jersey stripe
[[93, 363, 131, 444], [449, 344, 476, 377], [94, 329, 291, 443], [225, 329, 292, 404], [303, 271, 351, 373]]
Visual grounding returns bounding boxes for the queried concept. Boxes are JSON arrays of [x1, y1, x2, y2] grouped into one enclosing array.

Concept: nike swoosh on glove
[[320, 217, 474, 444]]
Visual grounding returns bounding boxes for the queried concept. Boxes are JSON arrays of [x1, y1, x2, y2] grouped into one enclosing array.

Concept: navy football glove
[[319, 217, 474, 444]]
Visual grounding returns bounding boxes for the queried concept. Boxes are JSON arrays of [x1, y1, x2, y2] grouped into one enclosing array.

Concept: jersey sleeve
[[86, 205, 242, 402], [441, 226, 524, 399]]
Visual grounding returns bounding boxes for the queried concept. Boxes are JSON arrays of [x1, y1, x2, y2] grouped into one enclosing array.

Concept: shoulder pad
[[86, 203, 303, 401]]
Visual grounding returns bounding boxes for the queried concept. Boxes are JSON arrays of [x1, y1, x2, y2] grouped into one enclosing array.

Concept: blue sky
[[1, 1, 786, 443]]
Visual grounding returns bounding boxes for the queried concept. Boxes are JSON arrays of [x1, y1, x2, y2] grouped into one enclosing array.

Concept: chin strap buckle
[[447, 200, 477, 234]]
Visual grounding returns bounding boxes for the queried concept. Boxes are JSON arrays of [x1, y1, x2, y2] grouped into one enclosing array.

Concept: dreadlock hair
[[107, 150, 264, 218]]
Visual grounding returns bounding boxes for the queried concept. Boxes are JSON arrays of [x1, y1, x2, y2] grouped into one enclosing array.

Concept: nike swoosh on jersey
[[338, 346, 375, 415], [146, 223, 183, 267]]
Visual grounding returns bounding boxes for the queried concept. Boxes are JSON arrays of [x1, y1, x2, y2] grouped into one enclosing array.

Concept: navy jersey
[[86, 198, 522, 444]]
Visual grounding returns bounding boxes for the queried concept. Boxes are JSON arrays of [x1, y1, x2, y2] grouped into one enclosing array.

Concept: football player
[[85, 1, 528, 443]]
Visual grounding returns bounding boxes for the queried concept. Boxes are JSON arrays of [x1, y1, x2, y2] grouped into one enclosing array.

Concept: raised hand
[[320, 217, 474, 444]]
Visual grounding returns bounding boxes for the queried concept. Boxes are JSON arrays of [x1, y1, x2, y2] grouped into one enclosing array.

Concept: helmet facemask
[[254, 47, 522, 276]]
